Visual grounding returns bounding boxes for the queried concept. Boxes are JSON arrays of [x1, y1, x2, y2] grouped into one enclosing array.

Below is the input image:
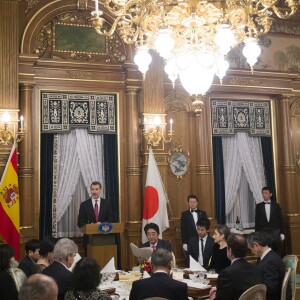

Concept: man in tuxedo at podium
[[77, 181, 113, 255]]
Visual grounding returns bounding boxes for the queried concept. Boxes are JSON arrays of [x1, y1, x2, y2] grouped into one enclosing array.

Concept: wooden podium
[[80, 223, 124, 268]]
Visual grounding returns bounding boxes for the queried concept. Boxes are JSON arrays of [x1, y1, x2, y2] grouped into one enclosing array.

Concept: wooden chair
[[8, 267, 27, 292], [281, 268, 292, 300], [282, 255, 298, 300], [238, 284, 267, 300]]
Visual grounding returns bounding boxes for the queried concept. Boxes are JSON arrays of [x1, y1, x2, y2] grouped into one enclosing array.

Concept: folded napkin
[[143, 271, 151, 279], [101, 257, 116, 273], [189, 256, 206, 272]]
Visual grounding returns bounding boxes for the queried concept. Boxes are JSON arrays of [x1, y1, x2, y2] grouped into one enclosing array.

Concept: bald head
[[19, 274, 58, 300]]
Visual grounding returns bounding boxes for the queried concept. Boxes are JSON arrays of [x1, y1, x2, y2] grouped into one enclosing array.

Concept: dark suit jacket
[[187, 235, 214, 269], [18, 255, 36, 277], [77, 197, 113, 228], [257, 249, 285, 300], [141, 238, 172, 252], [181, 209, 207, 245], [215, 258, 263, 300], [129, 272, 188, 300], [255, 202, 284, 234], [42, 261, 73, 300]]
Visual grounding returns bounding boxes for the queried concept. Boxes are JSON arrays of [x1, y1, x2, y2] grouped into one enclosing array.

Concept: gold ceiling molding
[[227, 77, 263, 86], [165, 92, 193, 113], [33, 11, 126, 62], [65, 70, 93, 80], [290, 98, 300, 117], [270, 19, 300, 36], [25, 0, 40, 14]]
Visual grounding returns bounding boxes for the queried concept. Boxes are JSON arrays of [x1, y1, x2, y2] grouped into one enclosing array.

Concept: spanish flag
[[0, 142, 20, 259]]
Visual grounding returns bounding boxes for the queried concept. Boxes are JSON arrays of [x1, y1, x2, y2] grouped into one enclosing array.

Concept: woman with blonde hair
[[208, 224, 231, 273]]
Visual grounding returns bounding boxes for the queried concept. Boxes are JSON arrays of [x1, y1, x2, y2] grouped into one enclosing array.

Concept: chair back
[[8, 267, 27, 292], [282, 255, 298, 300], [281, 267, 292, 300], [239, 284, 267, 300]]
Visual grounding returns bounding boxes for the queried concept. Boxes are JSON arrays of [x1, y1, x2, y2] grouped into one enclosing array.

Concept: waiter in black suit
[[77, 181, 113, 255], [255, 187, 284, 240], [187, 218, 214, 269], [181, 194, 207, 252]]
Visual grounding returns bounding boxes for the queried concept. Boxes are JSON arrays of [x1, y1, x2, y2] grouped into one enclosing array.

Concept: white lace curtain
[[53, 129, 105, 237], [222, 132, 266, 228]]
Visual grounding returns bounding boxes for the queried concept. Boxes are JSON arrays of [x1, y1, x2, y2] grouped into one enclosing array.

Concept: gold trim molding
[[281, 165, 297, 174], [125, 166, 142, 176], [65, 70, 93, 79], [196, 165, 212, 175], [226, 77, 263, 86]]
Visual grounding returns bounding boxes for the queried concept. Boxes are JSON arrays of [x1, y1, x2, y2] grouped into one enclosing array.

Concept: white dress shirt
[[198, 235, 208, 266], [264, 200, 271, 222]]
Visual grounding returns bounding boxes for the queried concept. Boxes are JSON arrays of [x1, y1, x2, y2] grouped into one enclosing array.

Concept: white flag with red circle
[[142, 147, 169, 243]]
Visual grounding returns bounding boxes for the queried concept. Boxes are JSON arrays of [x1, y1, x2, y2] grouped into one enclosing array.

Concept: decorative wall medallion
[[168, 145, 189, 184], [211, 100, 271, 136], [42, 92, 117, 134]]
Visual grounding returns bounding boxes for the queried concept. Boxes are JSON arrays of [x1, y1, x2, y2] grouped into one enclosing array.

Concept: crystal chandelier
[[91, 0, 298, 114]]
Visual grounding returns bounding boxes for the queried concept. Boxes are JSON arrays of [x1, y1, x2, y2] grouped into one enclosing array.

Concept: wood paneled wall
[[0, 0, 299, 268]]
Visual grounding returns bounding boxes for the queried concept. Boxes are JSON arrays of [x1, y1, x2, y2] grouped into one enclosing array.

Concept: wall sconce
[[297, 152, 300, 173], [142, 115, 174, 147], [0, 111, 25, 145]]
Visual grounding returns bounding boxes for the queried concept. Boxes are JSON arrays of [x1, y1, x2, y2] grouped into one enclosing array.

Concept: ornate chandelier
[[91, 0, 298, 114]]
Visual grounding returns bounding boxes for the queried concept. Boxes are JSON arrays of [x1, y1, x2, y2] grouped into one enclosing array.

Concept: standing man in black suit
[[247, 231, 285, 300], [187, 218, 214, 269], [42, 238, 78, 300], [181, 194, 207, 253], [209, 233, 263, 300], [77, 181, 113, 255], [129, 248, 188, 300], [141, 223, 172, 252], [255, 187, 284, 237]]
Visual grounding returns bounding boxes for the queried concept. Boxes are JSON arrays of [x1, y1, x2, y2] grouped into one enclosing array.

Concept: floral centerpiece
[[139, 261, 151, 273]]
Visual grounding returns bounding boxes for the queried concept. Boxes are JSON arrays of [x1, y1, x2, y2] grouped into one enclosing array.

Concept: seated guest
[[65, 258, 112, 300], [209, 233, 263, 300], [129, 248, 188, 300], [247, 231, 285, 300], [19, 239, 40, 277], [187, 218, 214, 269], [141, 223, 171, 252], [19, 273, 58, 300], [0, 244, 18, 300], [208, 224, 231, 274], [36, 236, 57, 273], [42, 238, 77, 300]]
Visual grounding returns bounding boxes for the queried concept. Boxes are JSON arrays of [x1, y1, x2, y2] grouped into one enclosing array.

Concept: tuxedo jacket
[[141, 238, 172, 252], [129, 272, 188, 300], [42, 261, 73, 300], [214, 258, 263, 300], [77, 197, 113, 228], [187, 234, 214, 269], [255, 201, 284, 234], [257, 249, 285, 300], [18, 255, 36, 277], [180, 209, 207, 245]]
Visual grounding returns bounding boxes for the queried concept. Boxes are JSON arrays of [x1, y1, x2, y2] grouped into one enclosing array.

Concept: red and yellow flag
[[0, 142, 20, 259]]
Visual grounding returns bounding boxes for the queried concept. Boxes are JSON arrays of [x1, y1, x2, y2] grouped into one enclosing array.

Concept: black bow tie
[[191, 209, 197, 213], [264, 202, 271, 205]]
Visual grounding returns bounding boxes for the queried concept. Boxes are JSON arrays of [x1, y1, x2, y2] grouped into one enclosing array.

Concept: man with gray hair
[[19, 274, 58, 300], [129, 248, 188, 300], [42, 238, 78, 300], [247, 231, 285, 300]]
